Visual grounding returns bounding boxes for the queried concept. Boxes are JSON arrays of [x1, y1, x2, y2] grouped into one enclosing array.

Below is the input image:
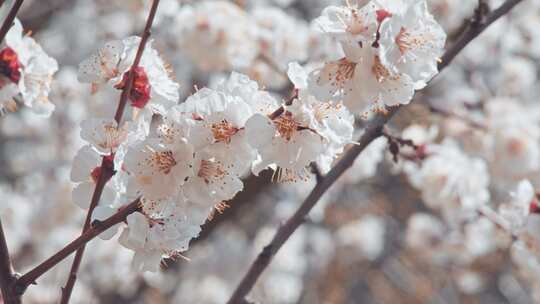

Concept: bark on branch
[[0, 2, 26, 303], [0, 219, 20, 304], [59, 1, 161, 303]]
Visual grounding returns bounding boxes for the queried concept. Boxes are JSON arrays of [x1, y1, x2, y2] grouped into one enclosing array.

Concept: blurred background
[[2, 0, 540, 303]]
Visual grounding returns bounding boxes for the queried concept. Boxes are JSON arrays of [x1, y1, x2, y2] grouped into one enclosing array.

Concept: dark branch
[[0, 2, 25, 303], [226, 0, 524, 302], [60, 1, 161, 302], [0, 0, 23, 45], [438, 0, 521, 71], [0, 219, 20, 304]]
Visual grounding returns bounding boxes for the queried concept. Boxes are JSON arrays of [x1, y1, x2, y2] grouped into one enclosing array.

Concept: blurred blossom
[[1, 0, 540, 303]]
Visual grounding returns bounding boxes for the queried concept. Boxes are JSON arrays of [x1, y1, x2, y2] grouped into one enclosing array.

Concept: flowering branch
[[0, 2, 26, 304], [60, 1, 161, 303], [112, 0, 160, 124], [226, 0, 524, 302], [13, 198, 141, 296], [0, 219, 19, 304]]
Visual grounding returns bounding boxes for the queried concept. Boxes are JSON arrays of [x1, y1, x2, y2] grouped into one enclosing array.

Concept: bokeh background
[[2, 0, 540, 303]]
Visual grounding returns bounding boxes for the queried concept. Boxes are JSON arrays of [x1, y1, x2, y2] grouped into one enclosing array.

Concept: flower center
[[197, 159, 226, 184], [0, 47, 21, 84], [147, 150, 177, 175], [274, 112, 299, 141], [314, 102, 342, 123], [319, 58, 357, 90], [211, 119, 239, 143], [371, 55, 390, 82], [506, 137, 525, 156], [101, 123, 127, 151], [115, 67, 151, 109], [335, 58, 356, 85], [395, 27, 414, 54]]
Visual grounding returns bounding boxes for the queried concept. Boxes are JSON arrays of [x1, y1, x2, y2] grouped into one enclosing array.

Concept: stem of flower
[[113, 0, 160, 124], [226, 0, 524, 302]]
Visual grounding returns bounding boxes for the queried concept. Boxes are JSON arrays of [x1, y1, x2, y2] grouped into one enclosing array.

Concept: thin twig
[[0, 219, 19, 304], [428, 105, 488, 130], [13, 199, 141, 295], [0, 0, 23, 44], [59, 1, 161, 303], [257, 52, 287, 80], [226, 0, 524, 302]]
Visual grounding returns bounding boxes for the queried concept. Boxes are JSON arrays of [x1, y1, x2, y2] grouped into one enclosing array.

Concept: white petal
[[126, 212, 149, 249], [92, 206, 120, 240], [72, 182, 95, 210], [70, 145, 101, 182], [287, 62, 308, 89], [245, 113, 276, 149]]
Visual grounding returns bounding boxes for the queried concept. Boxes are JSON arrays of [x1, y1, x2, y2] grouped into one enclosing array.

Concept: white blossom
[[175, 1, 258, 71], [379, 0, 446, 89], [78, 37, 179, 118], [1, 19, 58, 115], [70, 145, 115, 209], [124, 138, 194, 201], [406, 140, 490, 222]]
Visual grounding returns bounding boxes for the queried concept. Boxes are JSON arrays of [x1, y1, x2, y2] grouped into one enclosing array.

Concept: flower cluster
[[0, 18, 58, 115], [62, 0, 449, 272], [8, 0, 540, 302], [115, 70, 353, 269], [310, 0, 446, 113]]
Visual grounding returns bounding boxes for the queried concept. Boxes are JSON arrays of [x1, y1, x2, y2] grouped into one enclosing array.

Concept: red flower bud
[[0, 47, 22, 83], [115, 67, 152, 109]]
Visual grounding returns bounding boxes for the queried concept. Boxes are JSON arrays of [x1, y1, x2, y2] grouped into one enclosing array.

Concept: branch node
[[473, 0, 491, 27], [12, 281, 26, 295], [260, 245, 273, 259], [309, 162, 323, 183], [90, 219, 103, 228]]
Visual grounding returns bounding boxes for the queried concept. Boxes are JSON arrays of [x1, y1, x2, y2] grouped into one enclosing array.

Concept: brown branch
[[257, 52, 287, 80], [226, 0, 524, 302], [113, 0, 160, 124], [0, 0, 23, 45], [437, 0, 521, 71], [59, 160, 114, 304], [0, 219, 20, 304], [59, 1, 161, 303], [13, 198, 141, 296], [0, 2, 25, 304]]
